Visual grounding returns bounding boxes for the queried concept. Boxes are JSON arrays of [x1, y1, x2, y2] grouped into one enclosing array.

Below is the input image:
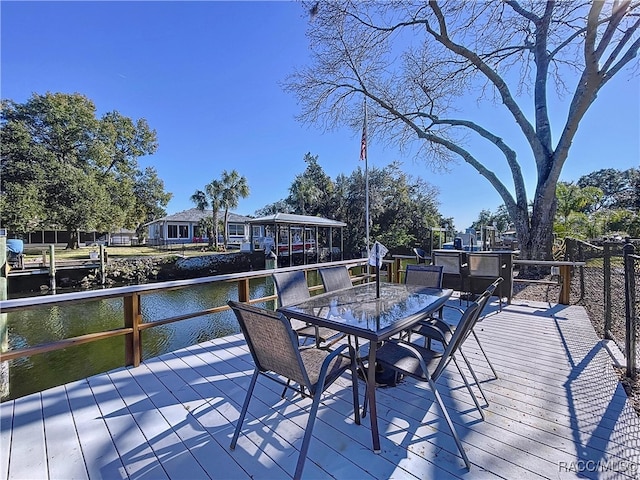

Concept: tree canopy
[[557, 167, 640, 238], [0, 92, 171, 248], [285, 0, 639, 260], [258, 153, 444, 254]]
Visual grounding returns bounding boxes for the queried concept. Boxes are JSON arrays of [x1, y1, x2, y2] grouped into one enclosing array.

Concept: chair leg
[[457, 349, 489, 410], [230, 369, 259, 450], [451, 356, 485, 420], [428, 377, 471, 469], [349, 348, 361, 426], [294, 388, 323, 479], [282, 379, 291, 398], [471, 330, 498, 379]]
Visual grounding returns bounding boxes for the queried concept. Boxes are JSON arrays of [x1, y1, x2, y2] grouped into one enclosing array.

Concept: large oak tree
[[285, 0, 639, 260], [1, 92, 169, 248]]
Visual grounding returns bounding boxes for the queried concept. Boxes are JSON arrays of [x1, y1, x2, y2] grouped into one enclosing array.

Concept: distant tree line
[[255, 153, 450, 255], [472, 167, 640, 240], [1, 92, 172, 249]]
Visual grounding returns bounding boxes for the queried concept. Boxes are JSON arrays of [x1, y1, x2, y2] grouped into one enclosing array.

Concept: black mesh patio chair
[[401, 264, 446, 340], [228, 301, 360, 480], [467, 253, 505, 310], [413, 247, 429, 264], [432, 250, 468, 304], [372, 301, 483, 470], [404, 264, 443, 288], [412, 277, 503, 386], [318, 265, 353, 292], [272, 270, 341, 345]]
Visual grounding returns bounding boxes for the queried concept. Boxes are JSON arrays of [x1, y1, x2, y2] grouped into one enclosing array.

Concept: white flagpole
[[362, 98, 370, 254]]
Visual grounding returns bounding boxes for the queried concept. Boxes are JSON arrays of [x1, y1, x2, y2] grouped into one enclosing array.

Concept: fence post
[[124, 293, 142, 367], [49, 244, 57, 292], [603, 243, 612, 339], [99, 244, 106, 286], [623, 239, 636, 378], [578, 241, 585, 300]]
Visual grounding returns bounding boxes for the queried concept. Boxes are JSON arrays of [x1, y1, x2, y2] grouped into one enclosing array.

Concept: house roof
[[246, 213, 346, 228], [145, 208, 252, 226]]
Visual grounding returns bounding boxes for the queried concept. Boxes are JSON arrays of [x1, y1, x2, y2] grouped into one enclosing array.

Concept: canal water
[[3, 275, 312, 401]]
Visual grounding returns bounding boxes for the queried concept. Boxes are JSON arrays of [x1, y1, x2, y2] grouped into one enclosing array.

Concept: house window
[[227, 224, 244, 237], [168, 225, 178, 238], [167, 225, 189, 239], [179, 225, 189, 239]]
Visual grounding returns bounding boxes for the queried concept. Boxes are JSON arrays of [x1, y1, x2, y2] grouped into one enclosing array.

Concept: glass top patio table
[[278, 281, 453, 453], [278, 282, 452, 340]]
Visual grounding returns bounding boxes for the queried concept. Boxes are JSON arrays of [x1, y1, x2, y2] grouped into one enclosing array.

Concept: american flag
[[360, 115, 367, 161]]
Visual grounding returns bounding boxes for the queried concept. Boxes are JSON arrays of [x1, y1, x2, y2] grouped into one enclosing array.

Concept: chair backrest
[[319, 266, 352, 292], [475, 277, 503, 319], [433, 251, 462, 274], [413, 248, 428, 264], [228, 300, 311, 387], [432, 300, 481, 381], [404, 264, 444, 288], [453, 278, 502, 348], [468, 253, 503, 277], [272, 270, 310, 307]]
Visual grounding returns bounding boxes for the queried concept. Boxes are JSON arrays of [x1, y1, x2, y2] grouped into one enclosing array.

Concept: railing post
[[559, 265, 571, 305], [578, 241, 585, 300], [124, 293, 142, 367], [603, 243, 612, 339], [238, 279, 250, 303], [623, 239, 636, 378]]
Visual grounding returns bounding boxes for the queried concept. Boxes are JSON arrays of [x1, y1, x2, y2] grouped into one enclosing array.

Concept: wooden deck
[[2, 299, 639, 479]]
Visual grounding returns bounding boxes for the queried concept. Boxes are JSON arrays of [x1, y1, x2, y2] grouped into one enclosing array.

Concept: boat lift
[[247, 213, 346, 267]]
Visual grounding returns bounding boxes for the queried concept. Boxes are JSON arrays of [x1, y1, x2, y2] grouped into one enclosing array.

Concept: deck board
[[2, 299, 639, 479]]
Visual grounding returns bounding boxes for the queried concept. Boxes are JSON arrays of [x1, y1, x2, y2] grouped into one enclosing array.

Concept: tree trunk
[[66, 229, 80, 250], [207, 226, 214, 248], [212, 210, 219, 249], [514, 183, 557, 277], [224, 209, 230, 247]]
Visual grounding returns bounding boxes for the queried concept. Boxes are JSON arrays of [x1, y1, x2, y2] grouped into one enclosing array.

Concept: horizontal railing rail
[[0, 258, 370, 367], [513, 259, 586, 304]]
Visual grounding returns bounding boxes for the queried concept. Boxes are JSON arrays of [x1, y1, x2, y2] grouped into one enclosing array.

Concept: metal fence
[[565, 238, 639, 377]]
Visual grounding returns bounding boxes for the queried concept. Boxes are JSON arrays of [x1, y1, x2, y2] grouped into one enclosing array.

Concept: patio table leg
[[367, 343, 381, 453]]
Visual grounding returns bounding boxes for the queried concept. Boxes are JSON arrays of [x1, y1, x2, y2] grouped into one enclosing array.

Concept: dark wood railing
[[0, 252, 591, 383], [0, 259, 371, 368]]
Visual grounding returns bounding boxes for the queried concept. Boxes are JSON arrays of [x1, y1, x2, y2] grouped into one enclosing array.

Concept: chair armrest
[[378, 339, 430, 379]]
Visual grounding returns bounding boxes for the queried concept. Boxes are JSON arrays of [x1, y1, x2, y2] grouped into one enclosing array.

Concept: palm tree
[[289, 177, 321, 215], [220, 170, 250, 245], [190, 179, 224, 248]]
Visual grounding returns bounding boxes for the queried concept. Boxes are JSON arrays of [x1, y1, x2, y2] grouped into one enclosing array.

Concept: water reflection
[[4, 278, 274, 401]]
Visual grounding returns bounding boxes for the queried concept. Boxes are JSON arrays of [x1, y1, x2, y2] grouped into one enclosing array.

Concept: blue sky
[[2, 1, 638, 231]]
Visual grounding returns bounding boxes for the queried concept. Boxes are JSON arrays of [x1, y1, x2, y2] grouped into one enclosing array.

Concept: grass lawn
[[22, 243, 228, 261]]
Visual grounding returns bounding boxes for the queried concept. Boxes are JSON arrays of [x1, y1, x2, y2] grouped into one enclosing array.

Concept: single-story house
[[145, 208, 253, 248]]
